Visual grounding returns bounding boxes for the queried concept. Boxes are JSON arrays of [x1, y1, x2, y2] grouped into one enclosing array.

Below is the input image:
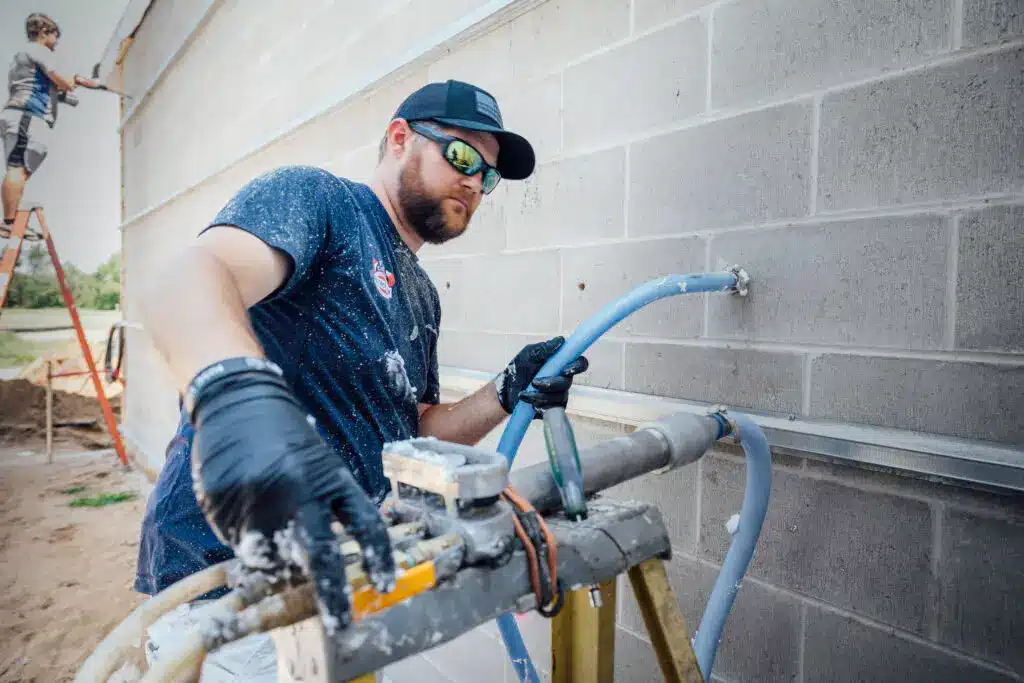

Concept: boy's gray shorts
[[1, 108, 52, 174]]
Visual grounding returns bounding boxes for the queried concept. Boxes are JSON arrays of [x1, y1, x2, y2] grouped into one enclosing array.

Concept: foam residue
[[321, 601, 341, 637], [274, 522, 311, 576], [383, 350, 418, 403], [236, 530, 276, 571]]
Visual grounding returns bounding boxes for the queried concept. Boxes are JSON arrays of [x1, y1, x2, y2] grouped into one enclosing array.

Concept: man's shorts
[[0, 108, 52, 174]]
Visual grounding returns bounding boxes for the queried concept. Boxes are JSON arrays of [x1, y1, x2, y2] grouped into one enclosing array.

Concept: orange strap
[[501, 485, 560, 614]]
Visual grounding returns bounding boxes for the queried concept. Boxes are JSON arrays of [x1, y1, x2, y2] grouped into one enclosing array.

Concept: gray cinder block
[[804, 606, 1018, 683], [437, 330, 506, 372], [461, 251, 561, 334], [613, 627, 663, 683], [421, 258, 468, 329], [708, 215, 950, 349], [701, 454, 934, 632], [963, 0, 1024, 46], [955, 204, 1024, 352], [937, 509, 1024, 674], [420, 625, 507, 683], [634, 0, 717, 31], [711, 0, 951, 108], [818, 46, 1024, 211], [629, 101, 812, 235], [505, 147, 626, 250], [809, 354, 1024, 444], [561, 237, 707, 339], [625, 343, 805, 413], [563, 16, 707, 150]]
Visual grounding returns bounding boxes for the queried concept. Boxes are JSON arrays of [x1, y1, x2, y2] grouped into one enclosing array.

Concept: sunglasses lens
[[445, 140, 482, 175], [439, 134, 500, 194], [482, 169, 501, 194]]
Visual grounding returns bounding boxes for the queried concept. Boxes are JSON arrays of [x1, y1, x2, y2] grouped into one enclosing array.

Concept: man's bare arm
[[139, 226, 290, 393], [417, 337, 590, 446], [417, 382, 507, 446]]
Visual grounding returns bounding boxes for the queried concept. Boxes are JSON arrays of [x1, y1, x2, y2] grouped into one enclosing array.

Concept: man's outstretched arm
[[417, 381, 507, 446]]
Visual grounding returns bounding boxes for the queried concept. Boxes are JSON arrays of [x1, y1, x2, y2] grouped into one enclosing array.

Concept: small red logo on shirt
[[372, 258, 395, 299]]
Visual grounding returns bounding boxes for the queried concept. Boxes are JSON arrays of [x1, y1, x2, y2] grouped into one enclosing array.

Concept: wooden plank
[[627, 558, 704, 683], [551, 581, 617, 683]]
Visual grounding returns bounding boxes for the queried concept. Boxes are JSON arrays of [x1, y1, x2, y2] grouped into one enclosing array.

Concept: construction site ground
[[1, 376, 149, 682]]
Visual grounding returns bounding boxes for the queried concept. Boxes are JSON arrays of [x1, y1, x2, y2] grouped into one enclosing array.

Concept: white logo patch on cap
[[475, 91, 502, 126]]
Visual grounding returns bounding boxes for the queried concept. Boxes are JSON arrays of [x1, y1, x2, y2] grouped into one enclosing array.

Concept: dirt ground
[[0, 386, 149, 682]]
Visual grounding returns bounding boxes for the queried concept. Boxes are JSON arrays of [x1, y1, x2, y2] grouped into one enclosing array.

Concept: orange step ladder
[[0, 207, 128, 466]]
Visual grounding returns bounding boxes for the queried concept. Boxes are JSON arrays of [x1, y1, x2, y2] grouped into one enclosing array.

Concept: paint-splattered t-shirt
[[134, 165, 441, 596]]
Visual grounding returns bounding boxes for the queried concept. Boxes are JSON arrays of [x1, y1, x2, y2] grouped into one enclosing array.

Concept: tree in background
[[6, 248, 121, 310]]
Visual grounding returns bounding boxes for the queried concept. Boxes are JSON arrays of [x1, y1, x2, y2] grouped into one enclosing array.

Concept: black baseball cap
[[392, 79, 535, 180]]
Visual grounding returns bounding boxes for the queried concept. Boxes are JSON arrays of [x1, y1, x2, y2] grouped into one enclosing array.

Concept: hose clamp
[[706, 404, 740, 444]]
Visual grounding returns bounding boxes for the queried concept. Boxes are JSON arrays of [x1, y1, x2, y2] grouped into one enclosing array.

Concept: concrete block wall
[[416, 0, 1024, 680], [121, 0, 499, 218], [418, 0, 1024, 450], [117, 0, 1024, 680]]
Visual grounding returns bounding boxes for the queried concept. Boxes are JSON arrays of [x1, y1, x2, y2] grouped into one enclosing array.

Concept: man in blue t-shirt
[[135, 79, 587, 678], [2, 13, 81, 233]]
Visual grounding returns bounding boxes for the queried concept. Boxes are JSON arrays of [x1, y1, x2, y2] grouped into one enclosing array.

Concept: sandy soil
[[0, 443, 150, 682]]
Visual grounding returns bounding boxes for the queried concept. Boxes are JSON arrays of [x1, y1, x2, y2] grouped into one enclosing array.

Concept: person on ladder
[[1, 13, 85, 237]]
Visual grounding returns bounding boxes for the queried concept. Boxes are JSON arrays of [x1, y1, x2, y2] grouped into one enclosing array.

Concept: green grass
[[0, 308, 119, 368], [69, 491, 136, 508], [0, 330, 79, 368], [0, 307, 120, 332], [60, 485, 87, 495], [0, 331, 37, 367]]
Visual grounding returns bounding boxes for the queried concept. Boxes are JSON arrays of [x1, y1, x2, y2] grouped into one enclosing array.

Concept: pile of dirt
[[0, 379, 122, 449]]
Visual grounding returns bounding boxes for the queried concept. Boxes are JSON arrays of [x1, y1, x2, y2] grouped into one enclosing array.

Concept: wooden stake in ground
[[46, 360, 53, 464]]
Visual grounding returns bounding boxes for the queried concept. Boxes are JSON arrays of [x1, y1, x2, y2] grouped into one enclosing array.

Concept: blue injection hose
[[497, 272, 741, 459], [492, 270, 755, 683]]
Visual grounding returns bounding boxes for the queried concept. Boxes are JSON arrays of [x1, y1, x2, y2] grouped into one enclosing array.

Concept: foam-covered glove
[[495, 337, 589, 417], [186, 357, 395, 635]]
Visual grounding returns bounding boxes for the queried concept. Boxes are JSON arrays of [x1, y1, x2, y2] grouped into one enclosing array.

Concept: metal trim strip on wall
[[439, 367, 1024, 494]]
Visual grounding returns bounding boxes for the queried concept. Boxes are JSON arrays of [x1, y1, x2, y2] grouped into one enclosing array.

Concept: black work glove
[[186, 358, 395, 636], [495, 337, 589, 417]]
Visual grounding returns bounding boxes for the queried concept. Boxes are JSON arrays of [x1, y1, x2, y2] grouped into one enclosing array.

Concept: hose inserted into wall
[[491, 267, 766, 683]]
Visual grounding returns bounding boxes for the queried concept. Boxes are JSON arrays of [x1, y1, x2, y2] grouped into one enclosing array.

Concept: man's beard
[[396, 155, 467, 245]]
